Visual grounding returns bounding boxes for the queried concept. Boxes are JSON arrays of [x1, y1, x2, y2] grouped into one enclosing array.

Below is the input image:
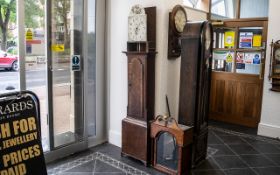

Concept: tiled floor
[[47, 126, 280, 175]]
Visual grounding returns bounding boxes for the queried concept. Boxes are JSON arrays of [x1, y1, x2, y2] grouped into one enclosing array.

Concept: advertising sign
[[0, 91, 47, 175]]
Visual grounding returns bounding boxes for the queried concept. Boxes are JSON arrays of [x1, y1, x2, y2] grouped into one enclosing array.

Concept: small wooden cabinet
[[150, 116, 193, 175]]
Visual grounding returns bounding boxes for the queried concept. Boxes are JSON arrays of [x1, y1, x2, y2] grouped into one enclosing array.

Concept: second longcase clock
[[178, 21, 213, 167]]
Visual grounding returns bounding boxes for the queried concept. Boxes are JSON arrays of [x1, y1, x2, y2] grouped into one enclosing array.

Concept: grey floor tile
[[253, 143, 280, 154], [228, 144, 259, 155], [195, 157, 221, 170], [224, 168, 257, 175], [210, 145, 235, 156], [192, 169, 225, 175], [218, 136, 247, 145], [263, 154, 280, 166], [213, 156, 248, 169], [245, 138, 279, 145], [208, 132, 224, 145], [253, 167, 280, 175], [65, 160, 95, 172], [240, 154, 276, 167], [94, 160, 124, 173], [94, 173, 126, 175], [60, 173, 93, 175], [212, 130, 232, 137]]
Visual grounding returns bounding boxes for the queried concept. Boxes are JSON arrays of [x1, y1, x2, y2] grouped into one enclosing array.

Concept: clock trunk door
[[128, 56, 145, 120]]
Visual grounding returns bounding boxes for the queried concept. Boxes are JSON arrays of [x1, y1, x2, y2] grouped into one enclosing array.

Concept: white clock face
[[275, 49, 280, 62], [128, 15, 147, 42], [174, 10, 187, 33]]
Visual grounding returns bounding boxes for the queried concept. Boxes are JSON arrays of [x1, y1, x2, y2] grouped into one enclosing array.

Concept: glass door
[[45, 0, 88, 159], [0, 0, 97, 162], [49, 0, 85, 149]]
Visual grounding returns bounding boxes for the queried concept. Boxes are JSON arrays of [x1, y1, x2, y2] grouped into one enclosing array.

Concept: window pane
[[211, 0, 238, 19], [156, 132, 179, 171], [240, 0, 269, 18], [212, 51, 234, 72]]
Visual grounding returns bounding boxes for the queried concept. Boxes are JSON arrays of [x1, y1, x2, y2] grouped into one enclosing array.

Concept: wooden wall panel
[[128, 58, 144, 119], [209, 72, 262, 127]]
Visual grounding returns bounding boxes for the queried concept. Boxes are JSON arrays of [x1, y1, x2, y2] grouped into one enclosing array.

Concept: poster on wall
[[0, 91, 47, 175]]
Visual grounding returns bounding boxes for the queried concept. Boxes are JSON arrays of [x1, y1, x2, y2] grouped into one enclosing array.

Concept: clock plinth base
[[121, 117, 150, 166]]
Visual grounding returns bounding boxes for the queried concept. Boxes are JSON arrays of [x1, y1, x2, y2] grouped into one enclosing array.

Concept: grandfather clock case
[[121, 7, 156, 165], [178, 21, 213, 167]]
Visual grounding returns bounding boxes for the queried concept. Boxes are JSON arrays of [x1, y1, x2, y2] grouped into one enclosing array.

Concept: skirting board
[[109, 130, 122, 147], [258, 123, 280, 139]]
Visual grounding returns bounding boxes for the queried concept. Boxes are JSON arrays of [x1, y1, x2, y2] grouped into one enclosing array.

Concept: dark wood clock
[[168, 5, 187, 59], [269, 40, 280, 92], [178, 21, 213, 167], [121, 7, 157, 166]]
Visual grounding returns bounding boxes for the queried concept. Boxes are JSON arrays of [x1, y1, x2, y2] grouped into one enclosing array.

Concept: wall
[[258, 0, 280, 139], [107, 0, 207, 147]]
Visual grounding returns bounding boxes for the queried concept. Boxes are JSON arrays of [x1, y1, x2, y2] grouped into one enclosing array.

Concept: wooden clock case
[[150, 116, 193, 175], [168, 5, 187, 59], [269, 40, 280, 92], [178, 21, 213, 167], [121, 7, 157, 166]]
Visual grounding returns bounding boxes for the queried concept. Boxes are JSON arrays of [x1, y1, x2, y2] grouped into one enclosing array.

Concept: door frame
[[16, 0, 105, 163], [44, 0, 89, 162]]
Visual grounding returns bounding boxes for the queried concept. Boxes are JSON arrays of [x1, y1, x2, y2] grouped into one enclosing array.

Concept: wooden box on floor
[[150, 116, 193, 175]]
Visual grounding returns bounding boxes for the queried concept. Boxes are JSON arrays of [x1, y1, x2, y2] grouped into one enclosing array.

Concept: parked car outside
[[0, 50, 18, 71]]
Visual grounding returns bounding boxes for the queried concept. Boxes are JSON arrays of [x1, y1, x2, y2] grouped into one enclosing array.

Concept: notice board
[[0, 91, 47, 175]]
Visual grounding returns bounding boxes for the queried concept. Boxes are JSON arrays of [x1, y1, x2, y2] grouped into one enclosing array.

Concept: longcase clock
[[178, 21, 213, 167], [121, 7, 157, 166], [269, 40, 280, 92]]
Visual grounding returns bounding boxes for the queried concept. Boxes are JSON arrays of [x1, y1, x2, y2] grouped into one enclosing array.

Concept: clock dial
[[174, 9, 187, 33], [128, 15, 147, 42], [275, 48, 280, 62]]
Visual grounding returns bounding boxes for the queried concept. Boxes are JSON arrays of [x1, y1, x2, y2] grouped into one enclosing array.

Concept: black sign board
[[0, 91, 47, 175]]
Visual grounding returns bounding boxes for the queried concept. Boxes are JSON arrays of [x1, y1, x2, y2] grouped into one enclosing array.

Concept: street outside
[[0, 62, 72, 152], [0, 62, 70, 93]]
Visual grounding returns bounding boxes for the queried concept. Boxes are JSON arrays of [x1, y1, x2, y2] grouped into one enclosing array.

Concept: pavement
[[31, 84, 72, 151]]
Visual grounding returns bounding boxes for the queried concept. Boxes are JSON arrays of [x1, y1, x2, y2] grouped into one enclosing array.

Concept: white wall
[[107, 0, 207, 147], [258, 0, 280, 139]]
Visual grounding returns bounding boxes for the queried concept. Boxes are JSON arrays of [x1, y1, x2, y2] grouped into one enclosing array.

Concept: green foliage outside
[[0, 0, 44, 51]]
